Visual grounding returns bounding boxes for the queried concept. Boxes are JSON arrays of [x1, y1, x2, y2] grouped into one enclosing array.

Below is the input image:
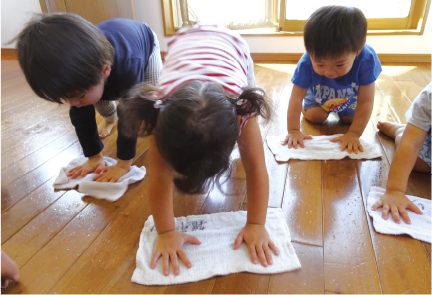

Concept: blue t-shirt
[[70, 19, 155, 160], [291, 44, 382, 110]]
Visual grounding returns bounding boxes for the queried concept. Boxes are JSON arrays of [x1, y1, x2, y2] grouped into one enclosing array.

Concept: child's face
[[66, 80, 105, 108], [65, 64, 111, 108], [310, 52, 357, 79]]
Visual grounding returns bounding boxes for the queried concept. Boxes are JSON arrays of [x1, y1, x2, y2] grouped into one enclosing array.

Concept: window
[[161, 0, 430, 35], [280, 0, 431, 32]]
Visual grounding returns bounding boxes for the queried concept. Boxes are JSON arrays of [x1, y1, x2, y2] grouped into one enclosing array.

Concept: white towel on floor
[[367, 186, 431, 243], [266, 135, 382, 162], [53, 156, 146, 202], [132, 208, 301, 285]]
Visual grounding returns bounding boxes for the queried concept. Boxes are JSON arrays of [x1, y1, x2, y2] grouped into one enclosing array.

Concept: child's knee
[[302, 107, 328, 123], [340, 116, 353, 124]]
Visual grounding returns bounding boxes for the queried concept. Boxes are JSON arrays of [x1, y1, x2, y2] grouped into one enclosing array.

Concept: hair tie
[[236, 98, 246, 106], [153, 99, 163, 109]]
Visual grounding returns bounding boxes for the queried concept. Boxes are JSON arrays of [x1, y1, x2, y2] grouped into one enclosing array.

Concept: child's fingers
[[263, 244, 273, 265], [68, 166, 81, 175], [298, 139, 305, 148], [268, 240, 279, 255], [287, 138, 293, 149], [150, 251, 161, 269], [162, 252, 170, 276], [382, 204, 390, 220], [390, 206, 401, 224], [408, 202, 423, 215], [358, 143, 364, 152], [347, 142, 353, 154], [292, 138, 298, 149], [185, 234, 201, 245], [233, 233, 244, 250], [256, 246, 268, 267], [247, 244, 258, 264], [169, 252, 180, 275], [177, 249, 192, 268], [304, 135, 313, 140], [353, 144, 358, 154], [94, 165, 104, 174], [399, 209, 411, 224], [371, 200, 382, 211]]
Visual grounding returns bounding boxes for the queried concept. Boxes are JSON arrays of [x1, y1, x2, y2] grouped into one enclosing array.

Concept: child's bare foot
[[1, 251, 19, 288], [98, 119, 116, 138], [377, 121, 406, 139]]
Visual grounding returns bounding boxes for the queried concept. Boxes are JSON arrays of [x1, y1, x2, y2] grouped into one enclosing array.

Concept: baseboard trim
[[250, 53, 431, 63], [2, 48, 17, 60], [4, 49, 430, 63]]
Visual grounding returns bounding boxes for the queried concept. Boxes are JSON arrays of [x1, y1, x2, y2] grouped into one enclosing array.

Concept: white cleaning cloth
[[367, 186, 431, 243], [266, 135, 382, 162], [132, 208, 301, 286], [53, 156, 146, 202]]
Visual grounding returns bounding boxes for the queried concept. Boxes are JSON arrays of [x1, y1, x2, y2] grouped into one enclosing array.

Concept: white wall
[[2, 0, 431, 54], [2, 0, 42, 48], [135, 0, 432, 54]]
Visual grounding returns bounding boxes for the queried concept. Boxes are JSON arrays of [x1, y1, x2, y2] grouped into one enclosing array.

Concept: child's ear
[[102, 64, 111, 78]]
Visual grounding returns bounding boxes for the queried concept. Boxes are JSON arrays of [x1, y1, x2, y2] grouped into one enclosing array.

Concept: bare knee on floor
[[302, 107, 329, 124], [340, 116, 353, 124], [413, 158, 431, 173]]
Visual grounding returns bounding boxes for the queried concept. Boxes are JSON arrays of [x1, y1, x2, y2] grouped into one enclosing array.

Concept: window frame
[[278, 0, 431, 34], [161, 0, 430, 36]]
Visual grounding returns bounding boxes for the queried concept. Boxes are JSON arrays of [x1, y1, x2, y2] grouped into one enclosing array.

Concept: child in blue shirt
[[284, 6, 382, 154], [15, 13, 162, 182]]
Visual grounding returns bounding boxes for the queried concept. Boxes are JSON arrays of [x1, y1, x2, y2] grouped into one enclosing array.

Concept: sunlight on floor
[[255, 63, 297, 73], [380, 66, 417, 77]]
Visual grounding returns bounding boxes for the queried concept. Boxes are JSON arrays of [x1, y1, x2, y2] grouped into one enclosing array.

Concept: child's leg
[[378, 121, 431, 173], [302, 106, 329, 123], [1, 251, 19, 288], [143, 29, 163, 86], [302, 91, 329, 123], [94, 100, 117, 138]]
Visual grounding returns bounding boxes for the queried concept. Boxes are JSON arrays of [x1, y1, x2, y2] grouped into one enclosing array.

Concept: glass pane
[[188, 0, 266, 23], [285, 0, 412, 20]]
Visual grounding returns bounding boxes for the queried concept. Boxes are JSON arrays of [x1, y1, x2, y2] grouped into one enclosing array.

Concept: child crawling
[[120, 23, 278, 275]]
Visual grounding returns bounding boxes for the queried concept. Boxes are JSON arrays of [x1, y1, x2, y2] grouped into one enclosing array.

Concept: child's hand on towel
[[67, 153, 105, 179], [234, 224, 279, 267], [283, 130, 312, 149], [330, 132, 363, 154], [150, 229, 201, 276], [94, 159, 132, 182], [371, 190, 423, 224]]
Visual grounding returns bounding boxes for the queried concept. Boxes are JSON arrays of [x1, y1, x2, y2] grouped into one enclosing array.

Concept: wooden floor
[[1, 60, 431, 294]]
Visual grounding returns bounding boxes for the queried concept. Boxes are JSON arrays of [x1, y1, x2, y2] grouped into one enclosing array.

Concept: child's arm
[[235, 117, 279, 266], [283, 85, 312, 148], [147, 135, 201, 276], [330, 82, 375, 153], [371, 123, 425, 223]]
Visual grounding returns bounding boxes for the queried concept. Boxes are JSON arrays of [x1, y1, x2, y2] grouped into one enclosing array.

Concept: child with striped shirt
[[120, 24, 278, 276]]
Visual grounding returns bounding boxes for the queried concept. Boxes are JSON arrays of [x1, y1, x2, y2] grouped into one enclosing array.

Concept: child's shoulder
[[357, 44, 379, 61]]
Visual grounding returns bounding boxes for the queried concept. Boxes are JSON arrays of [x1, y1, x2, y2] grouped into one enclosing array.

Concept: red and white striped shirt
[[159, 23, 250, 97]]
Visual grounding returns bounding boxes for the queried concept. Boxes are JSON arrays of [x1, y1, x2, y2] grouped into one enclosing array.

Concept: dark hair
[[14, 13, 115, 103], [119, 81, 272, 194], [304, 6, 367, 60]]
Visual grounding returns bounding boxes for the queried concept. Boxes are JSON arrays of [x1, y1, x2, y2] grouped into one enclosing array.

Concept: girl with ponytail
[[119, 23, 278, 276]]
